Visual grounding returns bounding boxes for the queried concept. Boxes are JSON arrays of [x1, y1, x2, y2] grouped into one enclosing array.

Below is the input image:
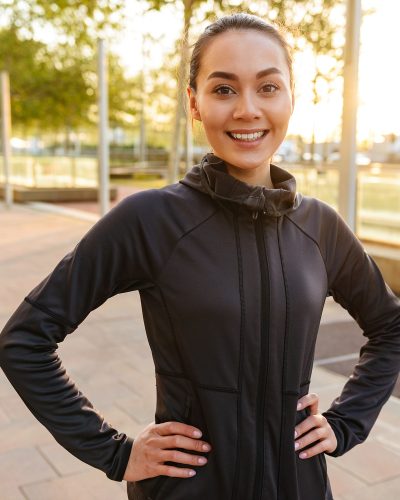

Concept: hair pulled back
[[189, 13, 294, 92]]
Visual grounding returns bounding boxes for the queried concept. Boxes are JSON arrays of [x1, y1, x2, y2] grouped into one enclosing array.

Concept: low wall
[[364, 243, 400, 294], [0, 185, 117, 203]]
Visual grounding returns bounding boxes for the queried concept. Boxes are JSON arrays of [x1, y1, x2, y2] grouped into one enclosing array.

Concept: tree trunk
[[139, 36, 147, 165], [167, 0, 192, 183], [310, 69, 319, 166], [185, 110, 193, 171], [65, 125, 71, 155]]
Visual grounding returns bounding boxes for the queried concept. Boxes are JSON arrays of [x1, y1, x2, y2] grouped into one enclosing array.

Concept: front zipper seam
[[231, 214, 245, 500], [253, 211, 270, 500], [277, 217, 291, 500]]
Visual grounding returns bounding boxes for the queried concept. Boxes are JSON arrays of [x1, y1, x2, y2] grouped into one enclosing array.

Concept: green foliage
[[0, 1, 139, 135], [107, 55, 142, 128], [1, 0, 126, 47], [0, 0, 346, 148]]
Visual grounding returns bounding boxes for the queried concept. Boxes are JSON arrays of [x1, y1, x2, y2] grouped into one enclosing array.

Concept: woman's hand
[[123, 421, 212, 482], [294, 392, 337, 459]]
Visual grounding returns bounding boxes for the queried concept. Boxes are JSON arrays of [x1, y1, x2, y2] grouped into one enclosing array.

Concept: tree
[[0, 27, 94, 138], [257, 0, 346, 161], [0, 0, 125, 50], [148, 0, 226, 182], [0, 2, 141, 147]]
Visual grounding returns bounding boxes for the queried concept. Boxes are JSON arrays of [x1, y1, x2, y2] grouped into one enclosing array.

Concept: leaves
[[0, 1, 137, 134]]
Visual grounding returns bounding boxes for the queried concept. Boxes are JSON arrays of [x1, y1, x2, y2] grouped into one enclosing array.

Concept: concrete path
[[0, 204, 399, 500]]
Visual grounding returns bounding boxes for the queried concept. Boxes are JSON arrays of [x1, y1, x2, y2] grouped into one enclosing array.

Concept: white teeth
[[230, 131, 265, 141]]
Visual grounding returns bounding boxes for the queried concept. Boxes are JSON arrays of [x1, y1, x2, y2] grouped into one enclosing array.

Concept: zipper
[[252, 209, 270, 500]]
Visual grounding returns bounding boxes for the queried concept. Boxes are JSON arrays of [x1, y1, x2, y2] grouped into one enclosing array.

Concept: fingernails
[[294, 430, 298, 438], [300, 452, 307, 459], [193, 430, 202, 438], [202, 443, 211, 451], [294, 442, 299, 450], [198, 457, 207, 464], [297, 403, 302, 410], [188, 469, 196, 476]]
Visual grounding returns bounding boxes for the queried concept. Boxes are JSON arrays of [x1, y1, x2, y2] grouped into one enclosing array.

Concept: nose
[[232, 91, 262, 120]]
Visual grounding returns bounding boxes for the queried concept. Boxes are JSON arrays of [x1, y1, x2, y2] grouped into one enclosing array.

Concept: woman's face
[[188, 30, 294, 177]]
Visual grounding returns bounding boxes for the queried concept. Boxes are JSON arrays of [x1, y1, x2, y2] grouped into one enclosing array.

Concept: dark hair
[[189, 13, 294, 93]]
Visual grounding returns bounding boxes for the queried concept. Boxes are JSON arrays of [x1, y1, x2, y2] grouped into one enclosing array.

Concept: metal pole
[[139, 35, 147, 165], [1, 71, 13, 208], [97, 39, 110, 216], [338, 0, 362, 230], [185, 112, 193, 172]]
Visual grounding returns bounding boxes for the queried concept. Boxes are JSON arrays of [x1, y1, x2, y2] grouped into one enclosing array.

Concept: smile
[[227, 130, 268, 142]]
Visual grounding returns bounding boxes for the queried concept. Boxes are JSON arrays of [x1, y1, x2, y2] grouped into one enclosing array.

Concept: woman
[[0, 13, 399, 500]]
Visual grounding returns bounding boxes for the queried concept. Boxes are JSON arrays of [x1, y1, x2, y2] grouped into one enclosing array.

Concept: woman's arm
[[0, 194, 156, 481], [321, 208, 400, 457]]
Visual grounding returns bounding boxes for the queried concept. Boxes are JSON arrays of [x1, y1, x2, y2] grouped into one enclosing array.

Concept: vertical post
[[139, 35, 147, 165], [185, 112, 193, 172], [338, 0, 362, 230], [168, 7, 191, 184], [98, 39, 110, 216], [1, 71, 13, 208]]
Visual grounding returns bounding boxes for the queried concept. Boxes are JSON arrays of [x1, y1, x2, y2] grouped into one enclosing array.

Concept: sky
[[112, 0, 400, 144]]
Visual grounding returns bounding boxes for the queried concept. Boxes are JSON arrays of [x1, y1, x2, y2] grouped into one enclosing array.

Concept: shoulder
[[294, 195, 339, 220], [119, 181, 213, 212], [286, 195, 360, 253], [287, 195, 344, 235], [106, 181, 217, 236]]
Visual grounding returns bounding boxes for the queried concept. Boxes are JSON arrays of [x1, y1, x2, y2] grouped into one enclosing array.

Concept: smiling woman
[[187, 29, 294, 188], [0, 11, 399, 500]]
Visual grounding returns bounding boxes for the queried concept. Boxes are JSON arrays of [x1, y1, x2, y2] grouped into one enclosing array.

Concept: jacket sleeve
[[321, 206, 400, 457], [0, 194, 157, 481]]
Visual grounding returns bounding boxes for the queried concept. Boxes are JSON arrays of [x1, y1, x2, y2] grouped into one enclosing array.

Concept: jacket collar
[[179, 152, 302, 217]]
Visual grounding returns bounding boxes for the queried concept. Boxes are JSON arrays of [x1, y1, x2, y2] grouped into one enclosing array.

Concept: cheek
[[267, 94, 293, 122], [200, 109, 225, 133]]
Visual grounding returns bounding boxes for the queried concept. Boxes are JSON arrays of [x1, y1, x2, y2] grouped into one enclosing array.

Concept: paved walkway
[[0, 204, 399, 500]]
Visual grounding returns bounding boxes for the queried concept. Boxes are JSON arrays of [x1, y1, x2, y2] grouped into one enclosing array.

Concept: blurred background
[[0, 0, 399, 247]]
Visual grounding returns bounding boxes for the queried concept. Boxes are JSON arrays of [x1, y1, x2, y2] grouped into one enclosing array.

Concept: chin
[[225, 156, 272, 171]]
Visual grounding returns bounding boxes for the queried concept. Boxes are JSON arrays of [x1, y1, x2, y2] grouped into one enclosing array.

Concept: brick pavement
[[0, 204, 399, 500]]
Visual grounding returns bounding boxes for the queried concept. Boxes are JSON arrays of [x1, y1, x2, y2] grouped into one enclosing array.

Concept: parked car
[[301, 152, 323, 162], [327, 152, 371, 165]]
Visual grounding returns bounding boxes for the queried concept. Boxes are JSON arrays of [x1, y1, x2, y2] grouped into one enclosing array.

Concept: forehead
[[198, 30, 290, 82]]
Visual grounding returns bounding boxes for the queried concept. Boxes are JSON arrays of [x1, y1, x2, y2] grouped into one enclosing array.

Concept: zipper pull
[[252, 210, 259, 220]]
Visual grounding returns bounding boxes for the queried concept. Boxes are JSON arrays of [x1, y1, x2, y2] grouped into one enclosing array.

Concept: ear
[[187, 86, 202, 122]]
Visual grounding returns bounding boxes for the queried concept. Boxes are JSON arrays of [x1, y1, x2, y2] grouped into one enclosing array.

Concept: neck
[[225, 163, 274, 189]]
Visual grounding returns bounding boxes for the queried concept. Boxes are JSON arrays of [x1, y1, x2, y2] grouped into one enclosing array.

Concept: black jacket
[[0, 153, 399, 500]]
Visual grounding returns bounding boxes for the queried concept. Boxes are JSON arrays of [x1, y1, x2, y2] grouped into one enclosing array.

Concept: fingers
[[156, 421, 203, 439], [159, 449, 208, 467], [294, 410, 338, 459], [158, 464, 198, 478], [294, 424, 327, 454], [160, 433, 212, 453], [122, 421, 211, 482], [297, 392, 319, 415], [295, 413, 324, 439], [297, 440, 328, 460]]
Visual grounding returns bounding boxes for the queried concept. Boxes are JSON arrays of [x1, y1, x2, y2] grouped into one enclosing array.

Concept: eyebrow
[[207, 67, 283, 81]]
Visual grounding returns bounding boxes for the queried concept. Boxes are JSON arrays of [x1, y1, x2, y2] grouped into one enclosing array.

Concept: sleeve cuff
[[107, 435, 134, 482], [323, 413, 343, 457]]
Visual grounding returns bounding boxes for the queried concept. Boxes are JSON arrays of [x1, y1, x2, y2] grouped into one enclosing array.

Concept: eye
[[214, 85, 235, 95], [260, 83, 279, 94]]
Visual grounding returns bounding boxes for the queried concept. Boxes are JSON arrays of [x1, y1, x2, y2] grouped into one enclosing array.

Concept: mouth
[[226, 130, 269, 142]]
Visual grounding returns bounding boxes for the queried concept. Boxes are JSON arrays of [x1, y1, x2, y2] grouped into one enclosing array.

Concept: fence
[[1, 155, 399, 247]]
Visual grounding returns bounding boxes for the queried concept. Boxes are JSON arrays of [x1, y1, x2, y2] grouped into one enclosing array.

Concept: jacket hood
[[179, 152, 302, 217]]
